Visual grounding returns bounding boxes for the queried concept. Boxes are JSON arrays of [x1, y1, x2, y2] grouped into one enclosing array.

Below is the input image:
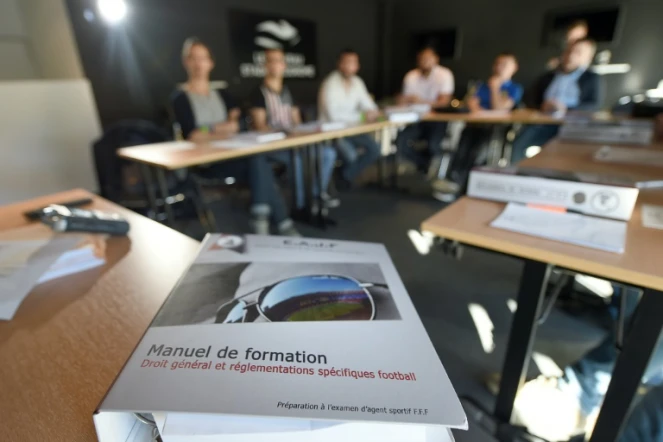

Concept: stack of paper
[[94, 234, 467, 442], [643, 205, 663, 230], [293, 121, 348, 133], [559, 120, 654, 145], [384, 105, 429, 123], [212, 132, 287, 149], [594, 145, 663, 167], [491, 203, 627, 253], [0, 225, 106, 320]]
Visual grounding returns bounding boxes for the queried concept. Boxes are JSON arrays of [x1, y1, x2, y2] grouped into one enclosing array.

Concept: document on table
[[491, 203, 627, 253], [0, 225, 106, 320], [211, 131, 287, 149], [642, 205, 663, 230], [0, 236, 81, 320], [594, 145, 663, 166]]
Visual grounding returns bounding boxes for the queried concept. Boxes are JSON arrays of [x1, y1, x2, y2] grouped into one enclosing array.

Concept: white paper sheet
[[491, 203, 627, 253], [594, 146, 663, 166], [642, 205, 663, 230], [0, 236, 82, 320], [153, 413, 453, 442], [293, 122, 348, 133], [212, 132, 287, 149]]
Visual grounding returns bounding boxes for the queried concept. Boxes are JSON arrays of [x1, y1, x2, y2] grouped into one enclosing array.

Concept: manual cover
[[94, 234, 467, 442]]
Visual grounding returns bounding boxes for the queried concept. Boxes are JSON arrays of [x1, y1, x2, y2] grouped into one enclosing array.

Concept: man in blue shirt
[[510, 38, 602, 164], [434, 53, 522, 196]]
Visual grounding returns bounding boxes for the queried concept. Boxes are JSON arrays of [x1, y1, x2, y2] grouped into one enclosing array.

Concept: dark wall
[[389, 0, 663, 108], [66, 0, 379, 126]]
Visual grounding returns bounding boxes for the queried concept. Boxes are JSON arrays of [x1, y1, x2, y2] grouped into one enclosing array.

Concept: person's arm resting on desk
[[488, 77, 515, 110], [249, 89, 270, 131], [211, 91, 240, 136], [466, 96, 483, 112], [171, 90, 239, 142]]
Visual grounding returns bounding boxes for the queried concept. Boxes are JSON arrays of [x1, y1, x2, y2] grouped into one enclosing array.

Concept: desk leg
[[155, 167, 175, 225], [589, 288, 663, 442], [289, 148, 300, 213], [140, 164, 158, 219], [494, 260, 551, 423], [313, 143, 337, 229]]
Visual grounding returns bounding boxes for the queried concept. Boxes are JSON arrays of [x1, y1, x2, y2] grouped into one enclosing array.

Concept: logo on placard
[[591, 191, 620, 213]]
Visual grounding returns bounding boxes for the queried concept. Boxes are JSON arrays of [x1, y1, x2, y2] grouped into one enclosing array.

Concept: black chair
[[92, 119, 214, 228]]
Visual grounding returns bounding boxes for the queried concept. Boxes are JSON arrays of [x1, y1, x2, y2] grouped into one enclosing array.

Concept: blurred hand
[[364, 110, 380, 122], [404, 94, 423, 104], [488, 76, 502, 90], [214, 121, 239, 135], [542, 100, 566, 113], [466, 96, 482, 113]]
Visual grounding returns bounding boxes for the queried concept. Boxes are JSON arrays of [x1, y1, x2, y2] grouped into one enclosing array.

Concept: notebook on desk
[[491, 203, 627, 253], [94, 234, 467, 442]]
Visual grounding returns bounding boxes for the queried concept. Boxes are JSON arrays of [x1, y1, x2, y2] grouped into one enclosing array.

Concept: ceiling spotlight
[[98, 0, 128, 24]]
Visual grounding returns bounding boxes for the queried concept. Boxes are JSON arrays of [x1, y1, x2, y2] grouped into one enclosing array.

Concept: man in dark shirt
[[511, 38, 603, 164], [250, 48, 337, 212]]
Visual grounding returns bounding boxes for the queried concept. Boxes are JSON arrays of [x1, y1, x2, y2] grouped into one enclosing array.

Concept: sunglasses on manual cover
[[215, 275, 387, 323]]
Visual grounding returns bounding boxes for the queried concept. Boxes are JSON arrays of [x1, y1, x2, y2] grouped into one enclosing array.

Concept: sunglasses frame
[[216, 274, 382, 323]]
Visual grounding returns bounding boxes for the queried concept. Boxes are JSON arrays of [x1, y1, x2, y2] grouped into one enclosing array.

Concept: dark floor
[[174, 182, 608, 442]]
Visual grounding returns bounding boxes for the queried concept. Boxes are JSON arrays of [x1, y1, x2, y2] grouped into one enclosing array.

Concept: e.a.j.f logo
[[228, 10, 317, 79], [591, 190, 620, 213]]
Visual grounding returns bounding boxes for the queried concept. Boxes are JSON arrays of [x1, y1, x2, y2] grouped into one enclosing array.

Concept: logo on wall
[[228, 10, 317, 79]]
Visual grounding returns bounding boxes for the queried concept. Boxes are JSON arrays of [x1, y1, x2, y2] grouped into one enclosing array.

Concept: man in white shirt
[[396, 46, 455, 174], [319, 49, 381, 189]]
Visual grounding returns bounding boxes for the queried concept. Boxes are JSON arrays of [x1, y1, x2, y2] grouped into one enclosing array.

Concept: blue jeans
[[335, 134, 381, 182], [396, 122, 448, 172], [203, 156, 289, 224], [560, 286, 663, 417], [620, 385, 663, 442], [510, 124, 560, 164], [268, 145, 336, 209]]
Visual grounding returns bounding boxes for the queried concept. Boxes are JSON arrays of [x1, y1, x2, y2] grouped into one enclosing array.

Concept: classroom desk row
[[117, 110, 567, 227], [422, 139, 663, 442]]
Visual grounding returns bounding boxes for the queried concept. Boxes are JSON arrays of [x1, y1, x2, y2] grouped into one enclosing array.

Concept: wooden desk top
[[422, 142, 663, 291], [0, 189, 200, 441], [118, 121, 390, 170], [422, 109, 565, 125]]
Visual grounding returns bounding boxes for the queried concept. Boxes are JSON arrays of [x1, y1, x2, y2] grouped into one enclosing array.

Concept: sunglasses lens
[[216, 300, 246, 323], [259, 276, 373, 322]]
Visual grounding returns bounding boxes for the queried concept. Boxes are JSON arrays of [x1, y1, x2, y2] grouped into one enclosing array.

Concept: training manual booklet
[[94, 234, 466, 442]]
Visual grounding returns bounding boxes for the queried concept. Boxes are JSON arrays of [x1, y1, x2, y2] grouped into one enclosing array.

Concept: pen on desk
[[525, 203, 585, 215]]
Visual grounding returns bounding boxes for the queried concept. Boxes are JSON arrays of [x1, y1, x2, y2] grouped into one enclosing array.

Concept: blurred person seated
[[319, 48, 381, 191], [547, 20, 589, 71], [433, 53, 523, 197], [396, 46, 454, 174], [512, 285, 663, 441], [171, 38, 299, 236], [250, 48, 338, 213], [511, 38, 602, 164]]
